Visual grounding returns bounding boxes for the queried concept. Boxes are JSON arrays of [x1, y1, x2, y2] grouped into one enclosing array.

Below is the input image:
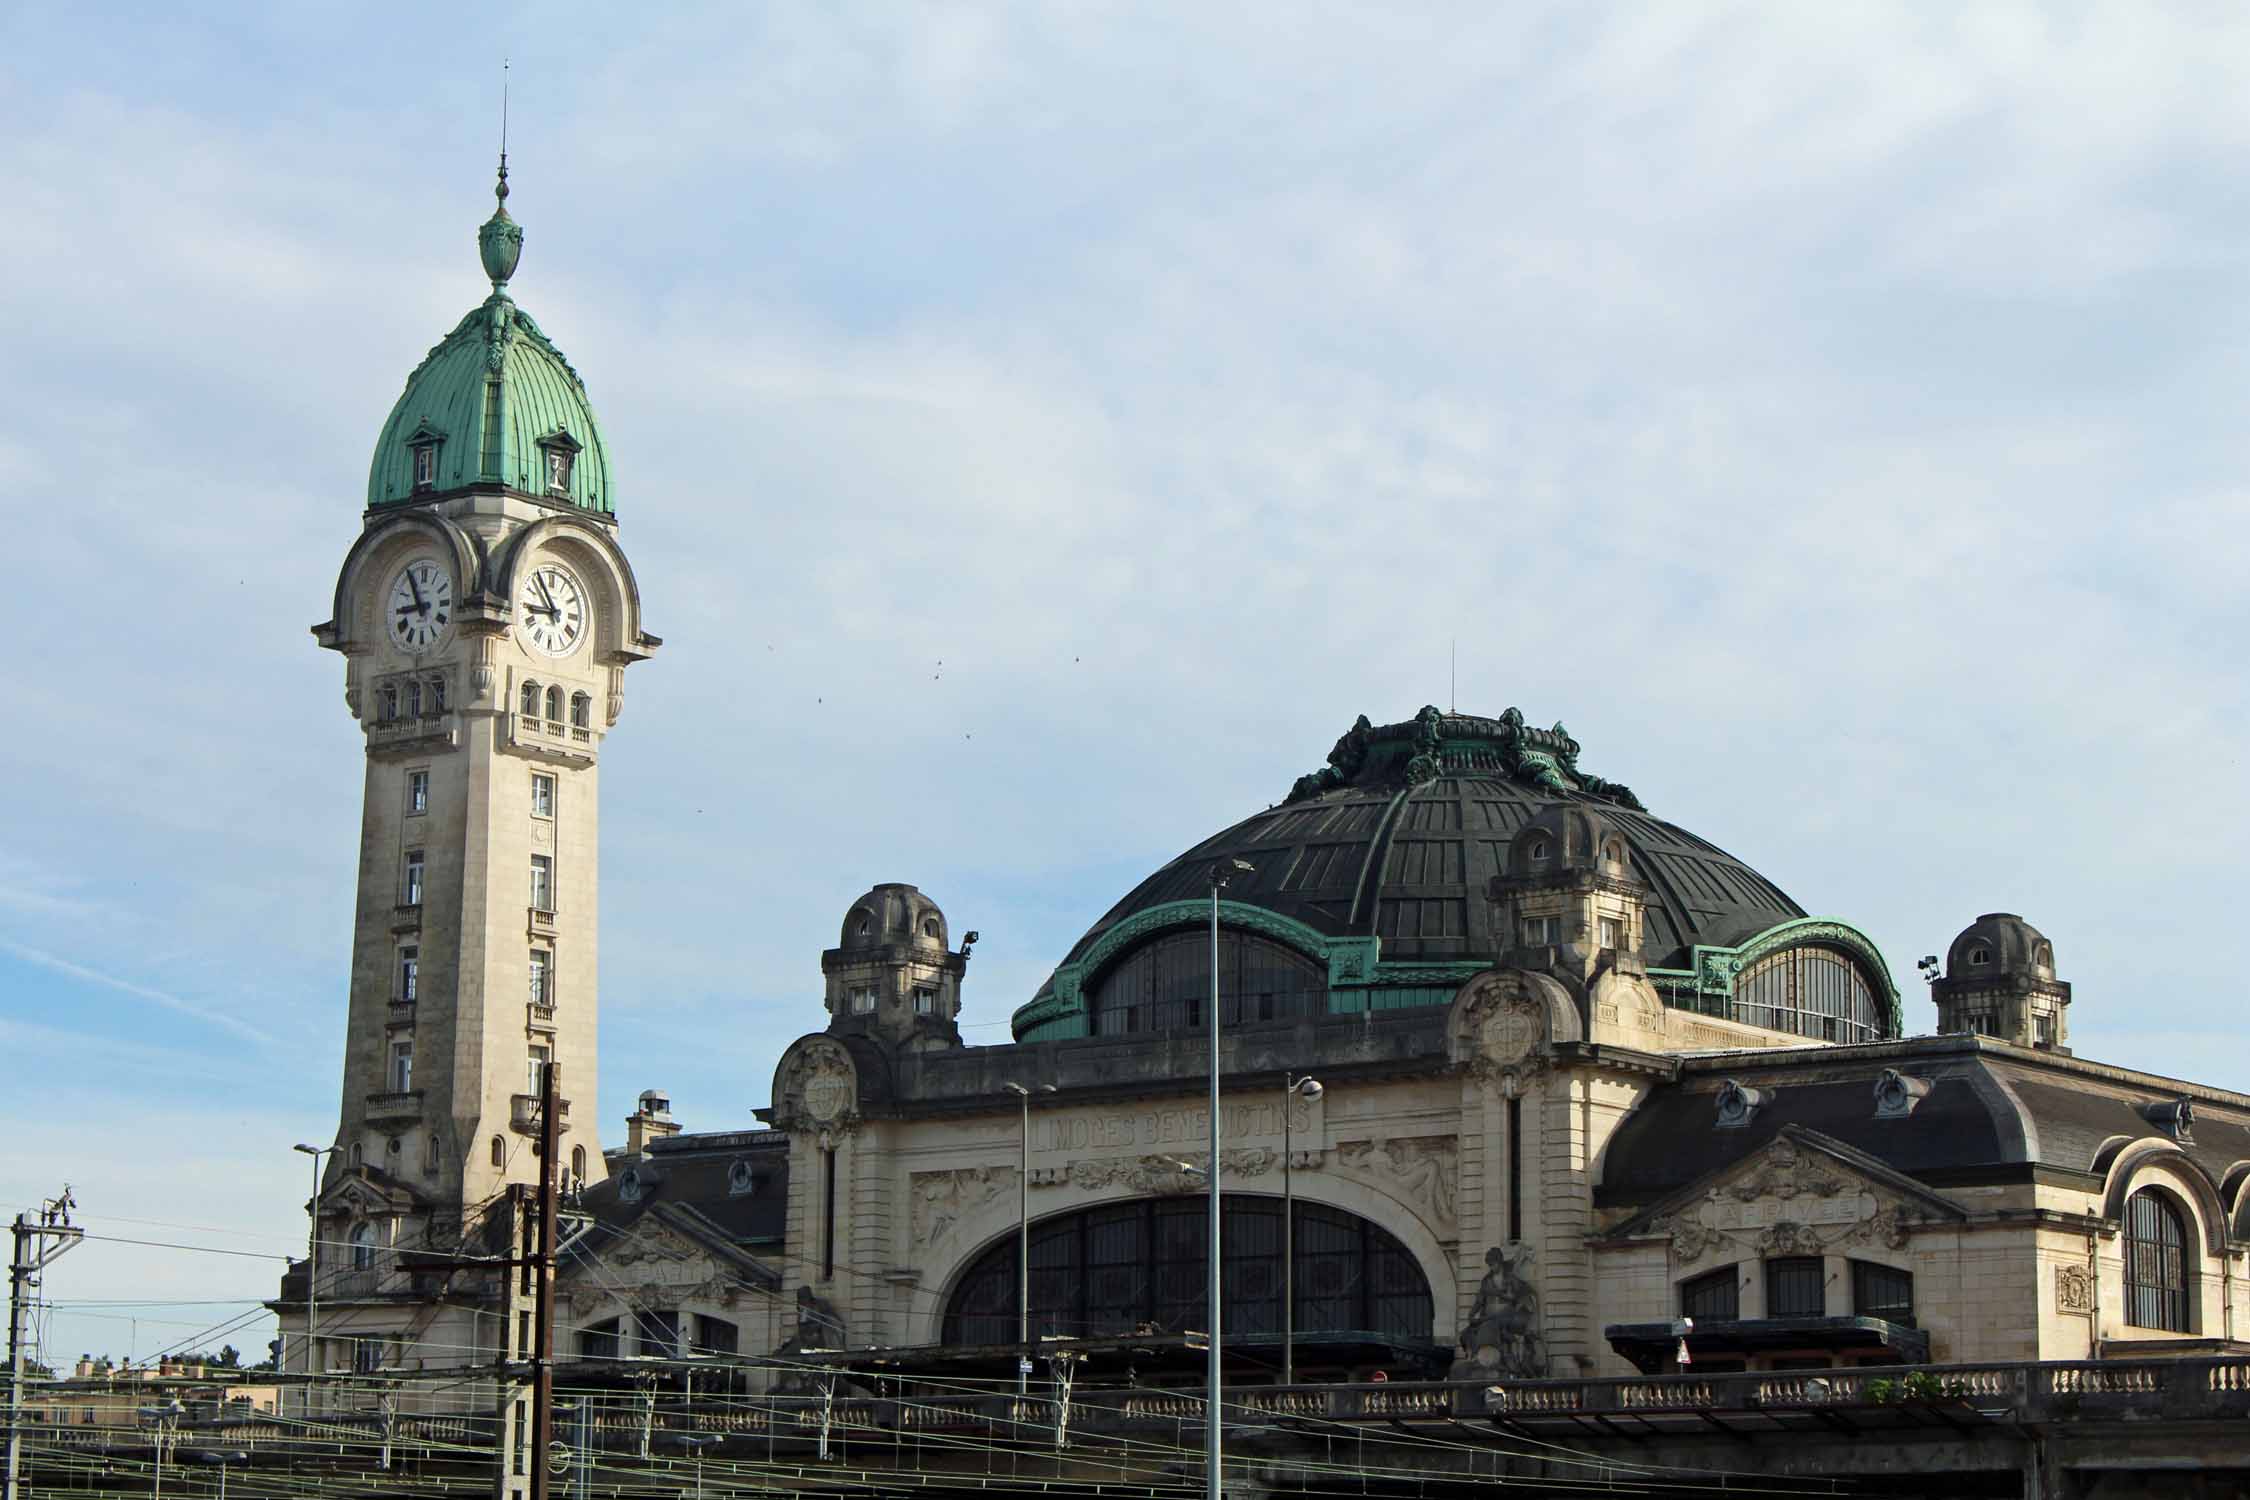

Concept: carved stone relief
[[910, 1166, 1015, 1252], [1334, 1136, 1458, 1230], [2055, 1264, 2094, 1314], [1029, 1149, 1280, 1195], [777, 1039, 856, 1131], [1453, 1242, 1544, 1379], [1653, 1138, 1925, 1265]]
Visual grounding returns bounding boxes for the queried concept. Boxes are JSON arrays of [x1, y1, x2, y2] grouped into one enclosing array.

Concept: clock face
[[386, 559, 454, 655], [518, 564, 588, 657]]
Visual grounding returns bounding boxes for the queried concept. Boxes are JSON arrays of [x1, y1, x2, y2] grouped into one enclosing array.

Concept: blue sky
[[2, 2, 2246, 1366]]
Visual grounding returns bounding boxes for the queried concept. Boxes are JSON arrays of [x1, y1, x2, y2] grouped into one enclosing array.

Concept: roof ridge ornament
[[477, 63, 523, 293], [1283, 707, 1646, 810]]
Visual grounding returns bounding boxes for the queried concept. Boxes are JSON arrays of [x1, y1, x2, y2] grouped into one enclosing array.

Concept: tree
[[213, 1345, 241, 1369]]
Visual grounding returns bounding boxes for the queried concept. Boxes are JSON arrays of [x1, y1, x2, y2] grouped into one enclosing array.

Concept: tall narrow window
[[404, 680, 421, 717], [519, 681, 540, 719], [544, 685, 563, 722], [528, 950, 550, 1006], [1766, 1257, 1826, 1318], [389, 1041, 413, 1093], [1851, 1261, 1914, 1325], [427, 676, 446, 713], [2125, 1189, 2190, 1332], [407, 770, 428, 816], [350, 1222, 375, 1271], [403, 850, 425, 907], [380, 686, 399, 722], [822, 1146, 837, 1281], [545, 448, 574, 493], [570, 692, 591, 729], [530, 855, 553, 913], [398, 946, 418, 1002], [527, 1045, 550, 1098], [412, 444, 436, 489], [570, 1145, 586, 1181], [1506, 1096, 1523, 1242], [490, 1135, 506, 1169], [531, 773, 556, 818]]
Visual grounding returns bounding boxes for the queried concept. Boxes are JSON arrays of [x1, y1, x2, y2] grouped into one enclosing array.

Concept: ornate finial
[[478, 61, 524, 292]]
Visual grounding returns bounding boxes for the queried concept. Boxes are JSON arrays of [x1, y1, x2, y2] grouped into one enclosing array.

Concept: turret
[[822, 884, 970, 1052], [1929, 913, 2070, 1051]]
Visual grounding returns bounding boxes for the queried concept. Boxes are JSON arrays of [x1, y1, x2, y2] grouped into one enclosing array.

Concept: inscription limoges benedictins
[[1037, 1101, 1308, 1155]]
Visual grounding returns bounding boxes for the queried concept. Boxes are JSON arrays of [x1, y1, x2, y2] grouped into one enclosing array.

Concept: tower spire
[[478, 60, 523, 292]]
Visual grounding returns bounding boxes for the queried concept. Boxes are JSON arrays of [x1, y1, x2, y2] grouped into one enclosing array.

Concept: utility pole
[[530, 1061, 560, 1500], [7, 1186, 82, 1500]]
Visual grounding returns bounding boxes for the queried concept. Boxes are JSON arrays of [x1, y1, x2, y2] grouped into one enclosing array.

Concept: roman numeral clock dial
[[386, 559, 454, 654], [518, 564, 587, 657]]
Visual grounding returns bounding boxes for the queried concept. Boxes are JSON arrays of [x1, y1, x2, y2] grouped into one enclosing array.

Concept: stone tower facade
[[274, 165, 657, 1398], [1930, 912, 2071, 1051]]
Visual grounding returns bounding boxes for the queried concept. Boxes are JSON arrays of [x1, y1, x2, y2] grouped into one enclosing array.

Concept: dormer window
[[536, 429, 583, 498], [404, 421, 445, 493], [1528, 839, 1550, 862], [1968, 945, 1991, 966]]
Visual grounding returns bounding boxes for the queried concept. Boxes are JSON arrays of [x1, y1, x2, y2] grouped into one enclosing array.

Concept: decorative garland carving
[[910, 1167, 1014, 1252], [1334, 1137, 1457, 1228]]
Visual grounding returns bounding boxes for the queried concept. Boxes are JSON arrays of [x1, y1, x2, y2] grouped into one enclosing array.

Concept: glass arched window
[[570, 692, 591, 729], [490, 1135, 506, 1169], [349, 1222, 375, 1271], [427, 676, 446, 713], [2125, 1189, 2191, 1332], [544, 686, 563, 722], [570, 1145, 586, 1181], [379, 686, 399, 722], [520, 682, 541, 719], [1730, 946, 1885, 1043], [1087, 929, 1324, 1035], [943, 1196, 1432, 1346], [403, 680, 421, 718]]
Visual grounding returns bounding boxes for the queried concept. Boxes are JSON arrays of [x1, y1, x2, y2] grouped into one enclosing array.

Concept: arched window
[[490, 1136, 506, 1170], [2125, 1189, 2191, 1332], [520, 681, 541, 719], [570, 1145, 586, 1181], [943, 1196, 1432, 1345], [544, 686, 563, 722], [379, 686, 399, 722], [349, 1222, 375, 1271], [1731, 946, 1885, 1043], [570, 692, 591, 729], [403, 680, 421, 717], [427, 676, 446, 713], [1087, 929, 1324, 1035]]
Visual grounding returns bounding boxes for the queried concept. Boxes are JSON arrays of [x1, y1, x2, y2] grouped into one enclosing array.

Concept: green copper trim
[[1650, 915, 1902, 1038], [1009, 903, 1501, 1040]]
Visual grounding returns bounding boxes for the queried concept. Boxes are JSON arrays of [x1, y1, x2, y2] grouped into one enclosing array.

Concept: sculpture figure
[[1456, 1243, 1544, 1379]]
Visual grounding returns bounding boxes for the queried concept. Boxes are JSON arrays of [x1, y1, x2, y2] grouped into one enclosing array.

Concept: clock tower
[[281, 161, 657, 1384]]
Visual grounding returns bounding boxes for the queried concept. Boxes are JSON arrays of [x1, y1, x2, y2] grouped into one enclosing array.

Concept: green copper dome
[[366, 164, 613, 514]]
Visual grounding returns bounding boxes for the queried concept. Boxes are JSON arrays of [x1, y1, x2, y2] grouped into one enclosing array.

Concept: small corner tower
[[1931, 913, 2070, 1051], [822, 884, 969, 1052], [1489, 803, 1650, 986]]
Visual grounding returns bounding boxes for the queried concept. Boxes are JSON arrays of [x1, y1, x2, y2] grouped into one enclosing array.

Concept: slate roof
[[1596, 1035, 2250, 1214], [563, 1130, 791, 1283], [1058, 710, 1804, 974]]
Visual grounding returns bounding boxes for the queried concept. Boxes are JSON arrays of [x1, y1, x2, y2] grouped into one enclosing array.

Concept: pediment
[[1611, 1125, 1965, 1266], [321, 1173, 420, 1218]]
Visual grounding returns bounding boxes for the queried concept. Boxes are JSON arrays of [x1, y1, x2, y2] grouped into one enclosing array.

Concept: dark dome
[[1945, 913, 2055, 982], [1056, 707, 1804, 972], [840, 883, 950, 955]]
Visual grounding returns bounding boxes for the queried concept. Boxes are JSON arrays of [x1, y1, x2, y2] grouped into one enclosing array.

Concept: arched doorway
[[941, 1195, 1434, 1345]]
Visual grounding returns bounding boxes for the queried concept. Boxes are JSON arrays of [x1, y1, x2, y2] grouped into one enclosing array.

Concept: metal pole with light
[[1280, 1073, 1322, 1387], [1001, 1082, 1055, 1400], [1206, 857, 1251, 1500], [291, 1144, 333, 1416]]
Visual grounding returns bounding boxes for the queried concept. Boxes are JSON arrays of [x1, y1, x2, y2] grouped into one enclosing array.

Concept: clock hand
[[535, 575, 556, 613]]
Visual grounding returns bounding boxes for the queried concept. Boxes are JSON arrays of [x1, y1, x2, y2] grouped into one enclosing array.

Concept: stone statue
[[1455, 1243, 1544, 1379]]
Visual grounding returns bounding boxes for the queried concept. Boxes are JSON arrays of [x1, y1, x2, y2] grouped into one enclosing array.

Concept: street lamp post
[[1206, 857, 1252, 1500], [1001, 1082, 1056, 1399], [1280, 1073, 1323, 1388], [291, 1144, 333, 1416]]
